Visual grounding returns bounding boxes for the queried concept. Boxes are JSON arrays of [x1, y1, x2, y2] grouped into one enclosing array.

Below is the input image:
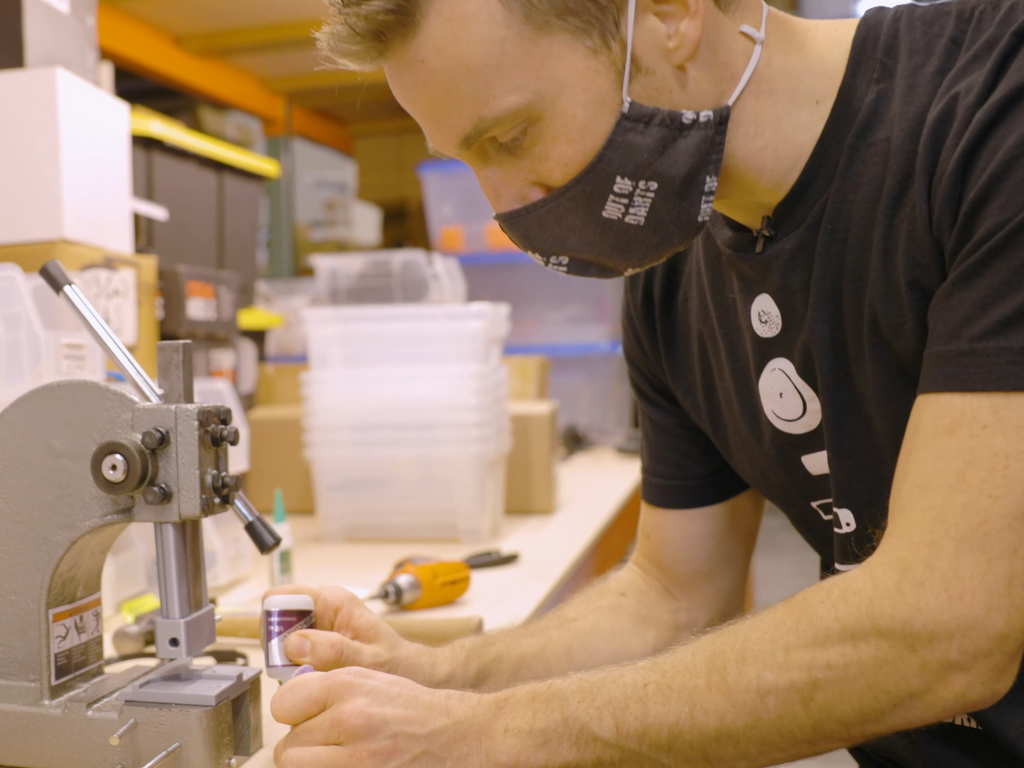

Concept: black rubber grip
[[39, 260, 74, 294], [244, 517, 282, 554]]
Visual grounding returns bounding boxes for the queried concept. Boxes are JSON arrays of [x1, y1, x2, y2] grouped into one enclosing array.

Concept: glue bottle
[[269, 488, 294, 587]]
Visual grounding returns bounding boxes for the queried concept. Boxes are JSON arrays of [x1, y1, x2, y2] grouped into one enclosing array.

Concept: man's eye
[[496, 132, 526, 156]]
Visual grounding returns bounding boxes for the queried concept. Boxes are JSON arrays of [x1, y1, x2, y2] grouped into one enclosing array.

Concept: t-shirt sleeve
[[623, 279, 750, 509], [919, 64, 1024, 393]]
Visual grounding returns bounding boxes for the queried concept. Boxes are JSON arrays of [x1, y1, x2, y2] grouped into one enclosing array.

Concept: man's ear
[[647, 0, 705, 68]]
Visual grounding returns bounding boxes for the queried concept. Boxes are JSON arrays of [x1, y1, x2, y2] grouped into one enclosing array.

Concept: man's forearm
[[487, 557, 1019, 768], [427, 560, 722, 691]]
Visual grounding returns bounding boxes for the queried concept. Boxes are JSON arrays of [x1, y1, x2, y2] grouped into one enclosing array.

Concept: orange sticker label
[[185, 280, 217, 300]]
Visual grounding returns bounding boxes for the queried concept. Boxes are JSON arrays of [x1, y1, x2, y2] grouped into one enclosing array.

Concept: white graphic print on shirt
[[750, 293, 783, 338], [757, 357, 822, 434], [750, 298, 858, 546]]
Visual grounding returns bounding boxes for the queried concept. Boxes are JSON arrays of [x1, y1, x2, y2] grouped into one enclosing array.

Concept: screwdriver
[[369, 560, 472, 611]]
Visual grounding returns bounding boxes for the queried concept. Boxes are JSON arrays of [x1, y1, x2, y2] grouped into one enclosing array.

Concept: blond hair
[[317, 0, 733, 72]]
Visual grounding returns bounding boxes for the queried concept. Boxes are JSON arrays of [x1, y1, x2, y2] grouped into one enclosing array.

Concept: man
[[269, 0, 1024, 764]]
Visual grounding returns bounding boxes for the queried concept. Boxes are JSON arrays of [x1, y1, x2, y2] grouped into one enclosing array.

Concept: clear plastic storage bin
[[0, 264, 45, 412], [549, 352, 634, 446], [461, 259, 623, 349], [0, 264, 106, 414], [417, 160, 516, 253], [301, 300, 511, 541], [26, 274, 106, 383], [309, 249, 467, 305], [302, 303, 510, 369], [306, 446, 507, 541]]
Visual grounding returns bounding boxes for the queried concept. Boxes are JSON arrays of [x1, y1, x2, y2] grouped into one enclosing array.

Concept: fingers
[[271, 670, 332, 726], [275, 745, 347, 768], [271, 667, 386, 727], [313, 586, 379, 635], [285, 629, 364, 670]]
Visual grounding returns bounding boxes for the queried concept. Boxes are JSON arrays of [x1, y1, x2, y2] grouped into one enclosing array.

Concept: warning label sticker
[[49, 592, 103, 686]]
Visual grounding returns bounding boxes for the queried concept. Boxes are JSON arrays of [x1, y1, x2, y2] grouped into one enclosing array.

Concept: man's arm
[[490, 392, 1024, 767], [272, 489, 764, 690], [437, 489, 764, 690]]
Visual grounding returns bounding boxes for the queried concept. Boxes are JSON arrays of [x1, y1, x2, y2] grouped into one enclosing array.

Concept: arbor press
[[0, 261, 281, 767]]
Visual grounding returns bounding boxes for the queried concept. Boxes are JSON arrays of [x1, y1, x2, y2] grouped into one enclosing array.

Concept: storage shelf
[[266, 340, 623, 366], [505, 341, 623, 358], [454, 251, 535, 266]]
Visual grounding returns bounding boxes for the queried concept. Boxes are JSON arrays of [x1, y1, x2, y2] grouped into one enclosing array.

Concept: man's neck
[[713, 8, 860, 231]]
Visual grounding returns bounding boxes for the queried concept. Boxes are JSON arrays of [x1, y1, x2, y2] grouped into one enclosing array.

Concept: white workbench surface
[[230, 446, 640, 766]]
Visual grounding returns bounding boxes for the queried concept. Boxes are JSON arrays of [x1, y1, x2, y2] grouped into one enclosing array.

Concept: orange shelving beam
[[97, 2, 354, 155]]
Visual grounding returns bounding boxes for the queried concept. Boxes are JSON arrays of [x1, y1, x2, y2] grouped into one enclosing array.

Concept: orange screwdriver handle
[[396, 561, 471, 610]]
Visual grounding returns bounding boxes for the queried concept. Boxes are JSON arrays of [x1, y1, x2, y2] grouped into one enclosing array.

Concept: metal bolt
[[101, 453, 129, 484], [141, 427, 169, 451], [208, 425, 231, 448], [211, 472, 239, 495], [142, 483, 172, 506], [216, 406, 232, 426], [108, 717, 138, 746], [140, 742, 182, 768], [224, 425, 241, 447]]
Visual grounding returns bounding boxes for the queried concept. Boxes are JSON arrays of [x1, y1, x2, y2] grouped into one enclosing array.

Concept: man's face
[[385, 0, 627, 214]]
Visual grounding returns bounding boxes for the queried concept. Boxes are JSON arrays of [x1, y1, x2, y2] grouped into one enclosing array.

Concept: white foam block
[[0, 66, 133, 253]]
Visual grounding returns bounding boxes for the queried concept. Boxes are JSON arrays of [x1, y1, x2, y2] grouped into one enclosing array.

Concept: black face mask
[[495, 1, 769, 279]]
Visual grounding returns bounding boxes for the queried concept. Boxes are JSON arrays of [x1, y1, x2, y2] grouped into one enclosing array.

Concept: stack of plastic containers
[[417, 160, 633, 446], [301, 302, 511, 541]]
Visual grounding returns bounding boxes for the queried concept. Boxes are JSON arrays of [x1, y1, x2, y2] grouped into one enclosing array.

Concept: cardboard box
[[0, 67, 133, 254], [247, 404, 314, 513], [255, 362, 307, 406], [505, 355, 550, 400], [0, 241, 159, 377], [506, 400, 559, 514]]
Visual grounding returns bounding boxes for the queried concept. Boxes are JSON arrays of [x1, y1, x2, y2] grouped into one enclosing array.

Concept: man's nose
[[476, 172, 552, 214]]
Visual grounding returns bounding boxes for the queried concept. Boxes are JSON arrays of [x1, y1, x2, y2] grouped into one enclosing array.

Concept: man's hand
[[264, 585, 435, 683], [271, 667, 494, 767]]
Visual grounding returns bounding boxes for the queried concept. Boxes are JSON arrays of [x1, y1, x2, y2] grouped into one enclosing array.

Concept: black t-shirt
[[623, 0, 1024, 764]]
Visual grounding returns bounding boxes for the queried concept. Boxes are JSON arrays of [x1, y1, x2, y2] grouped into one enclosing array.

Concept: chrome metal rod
[[184, 519, 208, 612], [154, 524, 192, 620], [108, 718, 138, 747], [39, 259, 159, 402], [63, 284, 162, 404], [140, 742, 182, 768]]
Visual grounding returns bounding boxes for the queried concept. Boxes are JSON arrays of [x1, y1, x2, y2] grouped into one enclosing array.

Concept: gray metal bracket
[[122, 658, 261, 708], [154, 603, 217, 659]]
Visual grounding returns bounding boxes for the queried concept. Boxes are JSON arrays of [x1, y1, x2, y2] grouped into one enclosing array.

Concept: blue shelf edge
[[266, 343, 622, 365], [505, 340, 623, 358], [455, 251, 535, 266]]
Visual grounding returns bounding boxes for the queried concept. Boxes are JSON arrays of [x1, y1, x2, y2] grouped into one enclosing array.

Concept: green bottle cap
[[273, 488, 287, 524]]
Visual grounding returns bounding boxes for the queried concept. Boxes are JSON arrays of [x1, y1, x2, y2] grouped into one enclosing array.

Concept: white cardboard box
[[0, 66, 133, 253]]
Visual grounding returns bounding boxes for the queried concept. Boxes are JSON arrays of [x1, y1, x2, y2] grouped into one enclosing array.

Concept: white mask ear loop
[[727, 1, 769, 107], [622, 0, 638, 112]]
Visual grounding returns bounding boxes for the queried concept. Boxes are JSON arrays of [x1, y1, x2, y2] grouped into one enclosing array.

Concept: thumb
[[285, 629, 366, 671]]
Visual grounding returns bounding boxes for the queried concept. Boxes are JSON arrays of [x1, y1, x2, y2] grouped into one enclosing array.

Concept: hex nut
[[142, 484, 173, 506], [141, 427, 169, 451]]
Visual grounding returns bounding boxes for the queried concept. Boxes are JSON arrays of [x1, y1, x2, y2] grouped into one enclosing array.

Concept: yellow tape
[[121, 592, 161, 623]]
